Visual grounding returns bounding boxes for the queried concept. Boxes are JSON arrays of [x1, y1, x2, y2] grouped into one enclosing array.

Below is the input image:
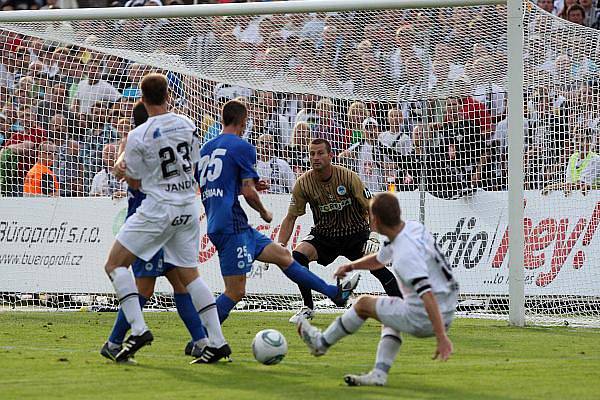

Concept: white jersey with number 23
[[125, 112, 199, 205]]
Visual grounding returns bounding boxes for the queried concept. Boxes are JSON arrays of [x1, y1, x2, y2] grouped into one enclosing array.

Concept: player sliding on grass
[[297, 192, 458, 386], [104, 73, 228, 363], [195, 100, 359, 352], [101, 100, 208, 363], [277, 138, 401, 323]]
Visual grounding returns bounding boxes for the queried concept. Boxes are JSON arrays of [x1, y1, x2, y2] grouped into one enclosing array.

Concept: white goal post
[[0, 0, 598, 327]]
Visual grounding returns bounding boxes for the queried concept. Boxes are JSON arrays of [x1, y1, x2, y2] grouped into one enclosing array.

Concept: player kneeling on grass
[[101, 101, 208, 363], [297, 192, 458, 386]]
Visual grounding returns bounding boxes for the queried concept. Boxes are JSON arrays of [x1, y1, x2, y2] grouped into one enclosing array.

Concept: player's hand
[[260, 209, 273, 223], [256, 179, 270, 192], [114, 158, 126, 181], [334, 264, 353, 279], [362, 232, 380, 255], [433, 335, 453, 361]]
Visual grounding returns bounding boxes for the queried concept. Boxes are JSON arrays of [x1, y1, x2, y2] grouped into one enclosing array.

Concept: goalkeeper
[[278, 138, 401, 323]]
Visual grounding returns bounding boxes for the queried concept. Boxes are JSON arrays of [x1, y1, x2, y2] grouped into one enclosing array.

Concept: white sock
[[374, 326, 402, 375], [109, 267, 147, 336], [323, 306, 365, 346], [186, 277, 226, 347]]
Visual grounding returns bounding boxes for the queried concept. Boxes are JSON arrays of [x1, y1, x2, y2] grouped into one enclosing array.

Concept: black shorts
[[302, 230, 370, 266]]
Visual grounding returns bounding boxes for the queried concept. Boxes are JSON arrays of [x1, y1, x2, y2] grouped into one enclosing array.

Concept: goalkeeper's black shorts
[[301, 229, 370, 266]]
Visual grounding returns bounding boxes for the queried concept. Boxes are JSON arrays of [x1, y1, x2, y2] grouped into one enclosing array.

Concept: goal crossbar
[[0, 0, 506, 22]]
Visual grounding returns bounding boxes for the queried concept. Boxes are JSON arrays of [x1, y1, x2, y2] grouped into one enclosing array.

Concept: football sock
[[374, 327, 402, 375], [292, 251, 314, 309], [186, 277, 226, 347], [108, 295, 148, 345], [370, 267, 402, 298], [323, 306, 365, 346], [215, 293, 237, 323], [174, 293, 207, 342], [283, 260, 337, 299], [109, 267, 147, 336]]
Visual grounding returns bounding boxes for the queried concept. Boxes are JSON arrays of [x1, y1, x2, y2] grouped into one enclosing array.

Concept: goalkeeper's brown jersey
[[288, 165, 371, 237]]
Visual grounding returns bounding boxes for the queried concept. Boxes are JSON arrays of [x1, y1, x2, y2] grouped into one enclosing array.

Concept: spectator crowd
[[0, 0, 598, 199]]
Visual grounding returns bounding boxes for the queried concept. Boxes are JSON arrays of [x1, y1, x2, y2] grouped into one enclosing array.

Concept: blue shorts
[[209, 228, 272, 276], [131, 249, 176, 278]]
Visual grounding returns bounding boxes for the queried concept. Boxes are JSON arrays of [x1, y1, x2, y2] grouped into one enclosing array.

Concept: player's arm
[[122, 133, 143, 190], [278, 179, 306, 246], [241, 178, 272, 223], [334, 253, 385, 279], [421, 291, 453, 361]]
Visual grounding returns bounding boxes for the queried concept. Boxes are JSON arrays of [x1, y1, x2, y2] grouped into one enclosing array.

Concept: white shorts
[[375, 293, 456, 338], [116, 200, 200, 268]]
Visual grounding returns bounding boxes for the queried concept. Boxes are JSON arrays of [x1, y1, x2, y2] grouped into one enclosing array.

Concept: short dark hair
[[141, 73, 169, 106], [132, 100, 148, 127], [370, 192, 401, 227], [222, 100, 247, 126], [310, 138, 332, 153], [567, 4, 585, 18]]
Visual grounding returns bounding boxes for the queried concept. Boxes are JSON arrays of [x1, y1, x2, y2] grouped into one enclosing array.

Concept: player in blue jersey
[[197, 99, 360, 326], [100, 100, 208, 363]]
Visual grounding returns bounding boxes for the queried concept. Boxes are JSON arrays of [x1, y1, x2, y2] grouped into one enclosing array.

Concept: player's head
[[132, 100, 149, 128], [309, 138, 333, 172], [140, 73, 169, 107], [222, 99, 248, 135], [369, 192, 402, 233]]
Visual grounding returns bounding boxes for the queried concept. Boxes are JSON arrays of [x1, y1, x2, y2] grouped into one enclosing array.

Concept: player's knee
[[353, 295, 375, 319], [276, 248, 294, 268], [292, 250, 310, 267]]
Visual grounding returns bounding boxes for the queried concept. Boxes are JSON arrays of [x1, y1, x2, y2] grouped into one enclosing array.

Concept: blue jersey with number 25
[[198, 133, 259, 234]]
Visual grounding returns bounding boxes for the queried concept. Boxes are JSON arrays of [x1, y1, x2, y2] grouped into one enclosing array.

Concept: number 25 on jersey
[[197, 149, 227, 187]]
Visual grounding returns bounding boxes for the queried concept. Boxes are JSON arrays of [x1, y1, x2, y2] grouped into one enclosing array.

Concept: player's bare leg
[[257, 243, 360, 307], [104, 240, 153, 362], [177, 267, 231, 363]]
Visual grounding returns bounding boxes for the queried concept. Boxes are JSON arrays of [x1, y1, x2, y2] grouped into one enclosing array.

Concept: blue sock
[[283, 261, 338, 299], [216, 293, 237, 323], [108, 295, 147, 345], [174, 293, 206, 342]]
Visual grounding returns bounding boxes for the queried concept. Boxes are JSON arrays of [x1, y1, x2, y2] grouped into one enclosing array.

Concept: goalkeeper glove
[[363, 232, 380, 255]]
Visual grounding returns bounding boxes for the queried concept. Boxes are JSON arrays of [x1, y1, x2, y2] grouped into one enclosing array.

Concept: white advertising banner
[[1, 191, 598, 297]]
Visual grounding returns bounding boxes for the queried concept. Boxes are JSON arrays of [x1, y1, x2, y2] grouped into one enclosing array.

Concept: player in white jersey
[[104, 73, 229, 363], [297, 192, 458, 386]]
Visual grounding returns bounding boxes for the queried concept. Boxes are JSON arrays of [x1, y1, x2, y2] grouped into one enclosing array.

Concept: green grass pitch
[[0, 312, 598, 400]]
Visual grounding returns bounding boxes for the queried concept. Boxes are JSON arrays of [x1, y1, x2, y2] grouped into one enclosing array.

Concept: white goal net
[[0, 1, 598, 326]]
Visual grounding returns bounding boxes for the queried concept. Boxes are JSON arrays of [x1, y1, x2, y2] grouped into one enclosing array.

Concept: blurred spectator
[[285, 121, 311, 175], [542, 127, 599, 194], [90, 142, 126, 197], [345, 101, 368, 145], [23, 141, 59, 197], [256, 133, 295, 194], [566, 4, 587, 26], [73, 58, 121, 114], [558, 0, 579, 19], [579, 0, 599, 27], [79, 101, 119, 190], [339, 117, 395, 192], [313, 97, 344, 153], [536, 0, 556, 14], [379, 107, 412, 155]]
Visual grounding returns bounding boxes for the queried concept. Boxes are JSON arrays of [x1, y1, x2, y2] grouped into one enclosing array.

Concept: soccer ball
[[252, 329, 288, 365]]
